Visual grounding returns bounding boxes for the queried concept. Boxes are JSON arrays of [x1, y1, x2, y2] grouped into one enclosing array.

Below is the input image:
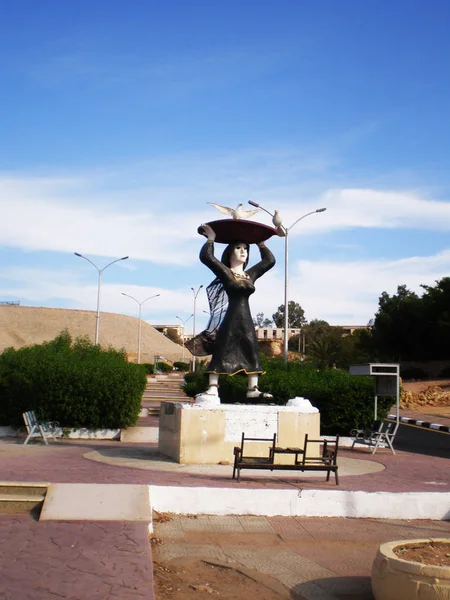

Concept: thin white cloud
[[252, 250, 450, 325], [3, 250, 450, 328], [1, 158, 450, 263]]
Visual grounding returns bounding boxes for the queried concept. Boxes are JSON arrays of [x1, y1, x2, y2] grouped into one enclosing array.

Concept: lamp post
[[191, 285, 203, 372], [176, 314, 193, 360], [75, 252, 129, 345], [248, 202, 326, 364], [122, 293, 161, 363]]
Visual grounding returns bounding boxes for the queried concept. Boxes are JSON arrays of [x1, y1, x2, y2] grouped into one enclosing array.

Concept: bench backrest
[[301, 433, 339, 465], [22, 410, 38, 433], [239, 432, 277, 457]]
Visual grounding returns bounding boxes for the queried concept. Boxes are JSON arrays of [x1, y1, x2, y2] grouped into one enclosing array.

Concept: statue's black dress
[[200, 240, 275, 375]]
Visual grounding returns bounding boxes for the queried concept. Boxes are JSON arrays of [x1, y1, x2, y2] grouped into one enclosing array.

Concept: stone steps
[[0, 482, 48, 514], [121, 374, 188, 442]]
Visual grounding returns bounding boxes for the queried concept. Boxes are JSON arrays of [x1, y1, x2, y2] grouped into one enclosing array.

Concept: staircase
[[0, 482, 47, 515], [142, 372, 189, 416], [120, 372, 191, 442]]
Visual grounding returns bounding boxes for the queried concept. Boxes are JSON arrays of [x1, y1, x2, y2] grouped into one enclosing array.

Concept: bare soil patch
[[152, 556, 288, 599], [151, 513, 288, 599], [394, 541, 450, 567]]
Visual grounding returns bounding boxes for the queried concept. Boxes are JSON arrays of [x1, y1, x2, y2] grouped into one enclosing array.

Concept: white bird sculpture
[[272, 209, 283, 228], [207, 202, 262, 220], [272, 209, 286, 236]]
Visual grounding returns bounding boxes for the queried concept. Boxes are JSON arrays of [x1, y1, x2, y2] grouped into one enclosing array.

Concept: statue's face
[[230, 242, 248, 267]]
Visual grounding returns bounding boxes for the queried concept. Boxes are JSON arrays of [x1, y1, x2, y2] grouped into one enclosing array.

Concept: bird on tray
[[207, 202, 262, 220]]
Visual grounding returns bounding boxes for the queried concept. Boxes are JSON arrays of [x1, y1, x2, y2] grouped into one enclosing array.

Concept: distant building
[[255, 327, 301, 341], [255, 324, 370, 341], [153, 324, 184, 337]]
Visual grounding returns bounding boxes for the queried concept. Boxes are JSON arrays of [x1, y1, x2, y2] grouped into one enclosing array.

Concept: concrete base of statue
[[158, 401, 320, 465], [193, 392, 221, 406]]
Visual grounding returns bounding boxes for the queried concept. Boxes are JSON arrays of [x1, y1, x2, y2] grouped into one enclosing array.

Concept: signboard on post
[[349, 363, 400, 425]]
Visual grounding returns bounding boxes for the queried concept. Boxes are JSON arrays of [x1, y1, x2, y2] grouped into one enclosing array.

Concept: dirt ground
[[152, 555, 288, 599], [150, 514, 289, 600], [394, 541, 450, 567]]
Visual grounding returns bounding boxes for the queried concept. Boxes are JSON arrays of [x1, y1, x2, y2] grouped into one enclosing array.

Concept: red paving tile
[[0, 515, 154, 600], [0, 437, 448, 493]]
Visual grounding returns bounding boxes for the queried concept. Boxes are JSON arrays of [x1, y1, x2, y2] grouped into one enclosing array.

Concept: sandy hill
[[0, 305, 188, 364]]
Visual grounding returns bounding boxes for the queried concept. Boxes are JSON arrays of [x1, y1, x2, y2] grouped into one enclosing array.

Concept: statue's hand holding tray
[[198, 219, 279, 244]]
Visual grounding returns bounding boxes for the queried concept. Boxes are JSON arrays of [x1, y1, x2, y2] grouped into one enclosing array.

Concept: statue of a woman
[[192, 223, 276, 403]]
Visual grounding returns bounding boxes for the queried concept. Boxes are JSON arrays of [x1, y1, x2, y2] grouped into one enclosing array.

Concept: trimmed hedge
[[173, 361, 190, 372], [0, 331, 147, 429], [155, 361, 173, 373], [183, 356, 391, 434]]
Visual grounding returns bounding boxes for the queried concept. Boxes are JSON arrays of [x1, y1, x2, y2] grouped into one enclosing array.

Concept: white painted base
[[64, 428, 120, 440], [0, 427, 121, 440], [149, 486, 450, 520]]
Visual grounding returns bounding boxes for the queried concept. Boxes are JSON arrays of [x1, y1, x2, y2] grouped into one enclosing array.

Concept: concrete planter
[[372, 539, 450, 600]]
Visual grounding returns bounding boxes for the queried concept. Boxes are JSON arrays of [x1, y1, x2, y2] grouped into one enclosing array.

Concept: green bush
[[173, 361, 190, 372], [155, 361, 172, 373], [0, 331, 147, 429], [182, 356, 391, 434], [141, 363, 154, 375]]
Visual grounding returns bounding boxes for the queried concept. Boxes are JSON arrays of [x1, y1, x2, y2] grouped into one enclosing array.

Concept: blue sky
[[1, 0, 450, 333]]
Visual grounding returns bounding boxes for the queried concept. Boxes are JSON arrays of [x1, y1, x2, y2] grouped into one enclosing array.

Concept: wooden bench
[[350, 420, 398, 454], [22, 411, 61, 445], [232, 433, 277, 481], [232, 432, 340, 484]]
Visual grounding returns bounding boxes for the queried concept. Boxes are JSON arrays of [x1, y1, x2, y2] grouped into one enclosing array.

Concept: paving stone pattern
[[155, 515, 450, 600], [0, 516, 154, 600]]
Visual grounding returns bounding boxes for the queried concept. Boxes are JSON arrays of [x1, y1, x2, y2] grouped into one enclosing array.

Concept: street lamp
[[75, 252, 129, 345], [176, 314, 193, 360], [249, 201, 326, 364], [191, 285, 203, 372], [122, 293, 161, 363]]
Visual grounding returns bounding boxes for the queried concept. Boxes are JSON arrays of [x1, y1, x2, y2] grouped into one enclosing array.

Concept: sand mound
[[0, 305, 188, 364]]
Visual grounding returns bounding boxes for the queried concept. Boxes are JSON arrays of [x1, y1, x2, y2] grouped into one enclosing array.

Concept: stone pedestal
[[158, 403, 320, 464]]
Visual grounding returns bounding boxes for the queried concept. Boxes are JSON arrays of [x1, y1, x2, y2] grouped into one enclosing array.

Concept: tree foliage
[[272, 301, 306, 328], [302, 320, 344, 368], [253, 312, 273, 327], [371, 277, 450, 361]]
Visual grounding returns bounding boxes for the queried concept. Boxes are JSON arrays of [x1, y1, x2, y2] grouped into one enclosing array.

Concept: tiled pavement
[[0, 435, 448, 599], [0, 437, 448, 492], [0, 516, 153, 600], [153, 514, 450, 599]]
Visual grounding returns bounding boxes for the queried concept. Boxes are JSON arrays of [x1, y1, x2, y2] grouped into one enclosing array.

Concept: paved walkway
[[153, 514, 450, 599], [0, 436, 448, 492], [0, 435, 448, 599], [0, 515, 154, 600]]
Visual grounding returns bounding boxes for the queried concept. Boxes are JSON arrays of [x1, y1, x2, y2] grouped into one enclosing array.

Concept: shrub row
[[183, 357, 391, 434], [0, 332, 147, 429]]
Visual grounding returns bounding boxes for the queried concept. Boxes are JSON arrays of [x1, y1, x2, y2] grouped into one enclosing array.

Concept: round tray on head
[[199, 219, 279, 244]]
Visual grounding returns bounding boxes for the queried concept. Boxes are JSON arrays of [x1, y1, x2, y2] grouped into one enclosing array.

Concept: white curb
[[149, 485, 450, 520]]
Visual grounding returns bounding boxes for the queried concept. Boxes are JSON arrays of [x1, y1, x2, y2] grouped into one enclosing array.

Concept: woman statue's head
[[221, 241, 250, 270]]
